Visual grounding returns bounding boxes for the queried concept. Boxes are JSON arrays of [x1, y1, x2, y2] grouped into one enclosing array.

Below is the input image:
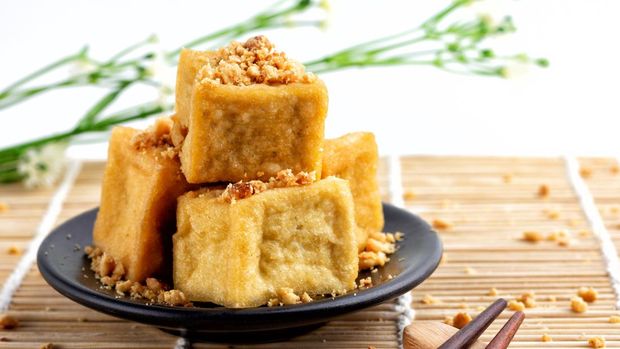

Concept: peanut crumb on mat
[[588, 336, 606, 348], [0, 202, 9, 213], [517, 291, 537, 308], [7, 246, 22, 255], [453, 312, 472, 329], [611, 164, 620, 174], [568, 219, 582, 227], [432, 218, 453, 230], [488, 287, 499, 296], [578, 230, 592, 238], [40, 344, 54, 349], [459, 303, 469, 309], [538, 184, 550, 198], [548, 295, 557, 302], [609, 315, 620, 323], [523, 231, 544, 243], [439, 253, 448, 265], [543, 208, 560, 220], [580, 166, 593, 178], [421, 294, 441, 305], [403, 190, 416, 200], [464, 267, 477, 275], [502, 173, 513, 183], [570, 296, 588, 313], [443, 316, 454, 326], [0, 314, 18, 329], [578, 287, 598, 303], [508, 300, 526, 311], [542, 333, 553, 342]]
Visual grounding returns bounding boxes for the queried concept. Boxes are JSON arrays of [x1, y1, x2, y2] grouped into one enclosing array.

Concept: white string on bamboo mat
[[389, 155, 414, 348], [565, 156, 620, 309], [0, 160, 82, 312]]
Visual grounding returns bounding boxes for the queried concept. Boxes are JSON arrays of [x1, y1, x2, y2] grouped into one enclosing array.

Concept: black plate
[[37, 203, 442, 342]]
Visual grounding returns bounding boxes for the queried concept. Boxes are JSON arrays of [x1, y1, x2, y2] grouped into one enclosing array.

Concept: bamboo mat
[[1, 156, 619, 348]]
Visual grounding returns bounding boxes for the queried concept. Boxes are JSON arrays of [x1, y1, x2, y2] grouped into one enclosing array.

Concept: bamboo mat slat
[[1, 157, 619, 349]]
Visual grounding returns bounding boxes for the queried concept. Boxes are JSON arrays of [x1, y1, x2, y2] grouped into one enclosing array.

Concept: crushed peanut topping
[[432, 218, 453, 230], [570, 296, 588, 313], [453, 312, 472, 329], [588, 336, 606, 348], [268, 287, 313, 306], [0, 314, 19, 329], [488, 287, 499, 296], [508, 300, 526, 311], [221, 169, 316, 203], [131, 117, 175, 153], [358, 231, 400, 271], [542, 333, 553, 342], [0, 202, 9, 213], [538, 184, 550, 198], [421, 294, 441, 305], [359, 251, 387, 270], [523, 231, 544, 243], [197, 35, 315, 86], [609, 315, 620, 323], [84, 246, 191, 307], [577, 287, 598, 303]]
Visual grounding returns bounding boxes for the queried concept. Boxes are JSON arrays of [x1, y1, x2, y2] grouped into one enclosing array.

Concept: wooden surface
[[1, 156, 620, 348]]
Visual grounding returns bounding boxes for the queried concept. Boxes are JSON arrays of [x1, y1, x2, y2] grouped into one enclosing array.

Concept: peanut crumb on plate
[[571, 296, 588, 313], [588, 336, 606, 348], [542, 333, 553, 342], [578, 287, 598, 303], [358, 277, 373, 288]]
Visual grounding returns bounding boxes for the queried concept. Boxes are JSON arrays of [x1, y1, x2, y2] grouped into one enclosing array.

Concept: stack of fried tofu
[[93, 36, 384, 308]]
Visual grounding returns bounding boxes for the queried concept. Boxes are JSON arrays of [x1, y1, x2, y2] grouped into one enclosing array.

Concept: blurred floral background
[[0, 0, 618, 187]]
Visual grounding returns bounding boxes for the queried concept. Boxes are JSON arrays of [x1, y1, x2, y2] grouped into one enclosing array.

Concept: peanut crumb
[[548, 295, 557, 302], [301, 292, 313, 304], [508, 300, 526, 311], [542, 333, 553, 342], [568, 219, 582, 227], [588, 336, 606, 348], [453, 312, 472, 329], [0, 314, 19, 329], [517, 292, 537, 308], [523, 231, 544, 243], [432, 218, 453, 230], [578, 230, 592, 238], [40, 344, 54, 349], [571, 296, 588, 313], [358, 277, 373, 288], [421, 294, 441, 305], [609, 315, 620, 323], [544, 208, 560, 220], [538, 184, 550, 198], [197, 35, 315, 86], [577, 287, 598, 303], [464, 267, 477, 275], [488, 287, 499, 296], [221, 169, 315, 203], [502, 173, 513, 183], [132, 117, 175, 151], [439, 253, 448, 265], [276, 287, 301, 305], [611, 164, 620, 174], [359, 251, 387, 270], [403, 190, 416, 200], [443, 316, 454, 326], [0, 202, 9, 213], [7, 246, 22, 255], [580, 167, 593, 178]]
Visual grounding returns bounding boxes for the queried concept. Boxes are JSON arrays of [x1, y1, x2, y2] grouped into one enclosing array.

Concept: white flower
[[17, 142, 68, 189], [145, 50, 176, 109], [70, 57, 98, 78]]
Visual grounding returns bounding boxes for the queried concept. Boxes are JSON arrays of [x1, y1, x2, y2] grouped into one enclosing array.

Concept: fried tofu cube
[[173, 177, 358, 308], [172, 37, 328, 183], [93, 120, 191, 281], [322, 132, 384, 250]]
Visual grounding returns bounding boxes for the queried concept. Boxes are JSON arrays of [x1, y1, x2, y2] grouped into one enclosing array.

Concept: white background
[[0, 0, 619, 158]]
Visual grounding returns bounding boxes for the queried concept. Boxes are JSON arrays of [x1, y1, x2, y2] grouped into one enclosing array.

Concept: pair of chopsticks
[[439, 299, 524, 349]]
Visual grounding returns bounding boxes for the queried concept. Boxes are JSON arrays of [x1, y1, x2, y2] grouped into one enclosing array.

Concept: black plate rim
[[37, 203, 442, 332]]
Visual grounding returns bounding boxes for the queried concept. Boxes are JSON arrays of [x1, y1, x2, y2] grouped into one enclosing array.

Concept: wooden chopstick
[[485, 311, 525, 349], [438, 298, 507, 349]]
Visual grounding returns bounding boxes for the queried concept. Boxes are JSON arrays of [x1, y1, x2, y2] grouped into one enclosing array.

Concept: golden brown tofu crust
[[322, 132, 384, 250]]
